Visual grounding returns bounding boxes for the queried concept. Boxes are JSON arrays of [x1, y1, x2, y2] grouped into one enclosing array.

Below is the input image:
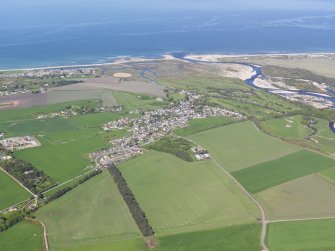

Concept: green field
[[120, 151, 259, 236], [261, 115, 335, 155], [189, 121, 299, 172], [261, 115, 313, 139], [174, 116, 238, 136], [319, 167, 335, 183], [0, 117, 78, 137], [232, 150, 335, 194], [256, 174, 335, 220], [0, 170, 30, 210], [70, 112, 124, 128], [267, 219, 335, 251], [113, 91, 167, 111], [0, 100, 95, 123], [157, 224, 261, 251], [0, 221, 43, 251], [14, 127, 122, 183], [36, 172, 141, 251]]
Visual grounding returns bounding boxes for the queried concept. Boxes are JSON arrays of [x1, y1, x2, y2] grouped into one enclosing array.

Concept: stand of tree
[[0, 210, 26, 232], [1, 158, 54, 194], [47, 169, 102, 202], [108, 164, 154, 237]]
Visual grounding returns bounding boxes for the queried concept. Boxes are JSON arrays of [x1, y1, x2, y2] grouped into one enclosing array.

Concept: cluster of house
[[0, 68, 99, 79], [37, 105, 123, 120], [0, 136, 40, 151], [91, 91, 245, 166], [192, 147, 211, 160]]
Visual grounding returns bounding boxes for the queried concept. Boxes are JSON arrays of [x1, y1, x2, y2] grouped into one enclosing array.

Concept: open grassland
[[188, 121, 299, 172], [70, 112, 125, 128], [0, 221, 43, 251], [14, 127, 123, 183], [157, 223, 261, 251], [113, 91, 168, 111], [174, 116, 238, 136], [261, 115, 335, 155], [0, 100, 94, 122], [267, 219, 335, 251], [0, 117, 78, 137], [261, 115, 313, 140], [319, 167, 335, 183], [255, 174, 335, 220], [36, 172, 141, 251], [0, 170, 30, 210], [120, 151, 259, 236], [232, 150, 335, 194], [61, 238, 148, 251]]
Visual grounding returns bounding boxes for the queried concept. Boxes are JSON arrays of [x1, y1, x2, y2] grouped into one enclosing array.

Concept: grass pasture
[[261, 115, 313, 139], [319, 167, 335, 183], [120, 151, 259, 236], [174, 116, 238, 136], [36, 172, 141, 251], [261, 115, 335, 155], [232, 150, 335, 194], [0, 117, 78, 137], [157, 223, 261, 251], [0, 170, 30, 210], [255, 174, 335, 220], [189, 121, 299, 172], [0, 221, 43, 251], [14, 128, 113, 183], [267, 219, 335, 251], [113, 91, 167, 111]]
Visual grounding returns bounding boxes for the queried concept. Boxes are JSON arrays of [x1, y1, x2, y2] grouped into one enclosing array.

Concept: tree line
[[108, 164, 154, 237]]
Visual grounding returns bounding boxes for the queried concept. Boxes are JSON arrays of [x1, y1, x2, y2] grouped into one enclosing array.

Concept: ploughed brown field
[[0, 93, 47, 110]]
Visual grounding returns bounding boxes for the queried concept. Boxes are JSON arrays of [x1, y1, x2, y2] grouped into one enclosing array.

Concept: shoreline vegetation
[[1, 52, 335, 73]]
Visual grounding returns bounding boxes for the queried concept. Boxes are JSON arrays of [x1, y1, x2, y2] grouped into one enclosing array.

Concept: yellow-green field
[[188, 121, 299, 172], [36, 172, 142, 251], [119, 151, 259, 236]]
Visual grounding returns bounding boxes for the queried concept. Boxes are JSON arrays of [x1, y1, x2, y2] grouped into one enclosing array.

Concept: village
[[90, 91, 245, 166]]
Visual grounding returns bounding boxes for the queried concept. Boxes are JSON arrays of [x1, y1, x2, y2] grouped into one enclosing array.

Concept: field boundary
[[26, 218, 49, 251], [0, 166, 35, 196], [183, 135, 269, 251]]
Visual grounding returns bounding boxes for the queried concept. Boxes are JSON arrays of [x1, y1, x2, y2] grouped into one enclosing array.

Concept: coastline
[[1, 52, 335, 73]]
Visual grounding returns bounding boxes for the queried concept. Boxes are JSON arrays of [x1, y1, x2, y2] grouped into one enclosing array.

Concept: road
[[178, 134, 269, 251]]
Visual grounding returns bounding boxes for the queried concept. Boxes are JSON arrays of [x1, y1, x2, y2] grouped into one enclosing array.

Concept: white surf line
[[267, 216, 335, 224], [181, 135, 269, 251], [0, 166, 36, 197]]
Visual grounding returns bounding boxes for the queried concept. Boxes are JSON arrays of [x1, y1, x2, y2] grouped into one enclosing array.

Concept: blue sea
[[1, 1, 335, 70]]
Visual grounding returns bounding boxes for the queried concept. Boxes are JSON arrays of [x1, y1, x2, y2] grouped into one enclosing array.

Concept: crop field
[[0, 170, 30, 210], [36, 172, 141, 251], [70, 112, 124, 128], [157, 224, 261, 251], [62, 239, 148, 251], [232, 150, 335, 194], [174, 116, 238, 136], [188, 121, 299, 172], [0, 100, 94, 122], [255, 174, 335, 220], [0, 117, 78, 137], [47, 89, 103, 105], [113, 91, 168, 111], [319, 167, 335, 183], [14, 128, 116, 183], [0, 221, 43, 251], [119, 151, 259, 236], [267, 219, 335, 251]]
